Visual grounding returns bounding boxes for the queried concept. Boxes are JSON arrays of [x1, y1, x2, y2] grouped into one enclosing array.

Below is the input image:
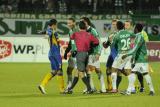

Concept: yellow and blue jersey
[[47, 27, 62, 71], [47, 28, 60, 57]]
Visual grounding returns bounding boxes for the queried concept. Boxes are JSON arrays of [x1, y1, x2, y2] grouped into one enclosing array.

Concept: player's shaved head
[[116, 21, 124, 30]]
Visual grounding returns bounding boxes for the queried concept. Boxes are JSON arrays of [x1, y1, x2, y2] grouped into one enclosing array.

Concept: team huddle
[[38, 17, 155, 96]]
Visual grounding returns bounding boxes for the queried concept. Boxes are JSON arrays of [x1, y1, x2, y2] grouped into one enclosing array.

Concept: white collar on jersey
[[87, 26, 91, 30]]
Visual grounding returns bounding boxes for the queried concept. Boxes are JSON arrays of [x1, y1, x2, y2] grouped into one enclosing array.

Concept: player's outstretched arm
[[64, 40, 72, 60]]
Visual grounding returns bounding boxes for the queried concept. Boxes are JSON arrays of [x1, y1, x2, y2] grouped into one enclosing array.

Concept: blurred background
[[0, 0, 160, 14]]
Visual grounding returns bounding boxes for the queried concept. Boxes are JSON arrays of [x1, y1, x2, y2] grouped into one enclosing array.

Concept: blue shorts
[[106, 47, 117, 68], [49, 54, 62, 71], [106, 55, 114, 68]]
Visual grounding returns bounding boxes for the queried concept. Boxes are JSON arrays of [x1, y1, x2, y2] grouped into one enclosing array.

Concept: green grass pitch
[[0, 62, 160, 107]]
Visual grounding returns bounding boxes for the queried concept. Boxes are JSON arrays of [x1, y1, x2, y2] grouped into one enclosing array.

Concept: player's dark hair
[[116, 21, 124, 30], [79, 21, 86, 30], [48, 18, 57, 26], [81, 17, 96, 28], [68, 17, 75, 22], [135, 23, 143, 32], [81, 17, 91, 26]]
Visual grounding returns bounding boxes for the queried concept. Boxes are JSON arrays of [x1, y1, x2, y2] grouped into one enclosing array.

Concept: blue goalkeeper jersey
[[47, 27, 60, 57]]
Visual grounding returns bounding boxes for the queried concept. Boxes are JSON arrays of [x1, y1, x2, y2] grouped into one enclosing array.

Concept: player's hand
[[37, 30, 46, 34], [102, 41, 107, 48], [103, 41, 110, 48], [108, 34, 113, 42], [44, 34, 49, 39], [64, 52, 68, 60], [122, 55, 127, 60], [71, 51, 77, 57]]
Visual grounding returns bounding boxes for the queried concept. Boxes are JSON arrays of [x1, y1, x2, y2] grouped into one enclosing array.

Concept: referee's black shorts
[[76, 52, 88, 72]]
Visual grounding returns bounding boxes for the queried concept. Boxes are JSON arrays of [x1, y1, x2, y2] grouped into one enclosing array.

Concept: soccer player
[[124, 20, 144, 93], [111, 21, 135, 93], [125, 20, 153, 93], [81, 17, 106, 93], [124, 20, 133, 32], [65, 21, 99, 94], [122, 23, 155, 96], [103, 19, 118, 91], [38, 19, 64, 94], [140, 30, 154, 91], [64, 18, 79, 89], [139, 26, 156, 92]]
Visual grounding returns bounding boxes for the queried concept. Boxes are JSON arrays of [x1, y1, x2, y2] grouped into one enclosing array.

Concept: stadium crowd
[[0, 0, 159, 14]]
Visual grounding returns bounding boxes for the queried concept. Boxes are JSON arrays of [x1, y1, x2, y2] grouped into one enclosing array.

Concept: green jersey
[[127, 33, 148, 63], [141, 30, 149, 42], [112, 29, 135, 54], [69, 27, 79, 52], [87, 26, 101, 55]]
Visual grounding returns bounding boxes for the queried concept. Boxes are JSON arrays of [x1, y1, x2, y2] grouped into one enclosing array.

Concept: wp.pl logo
[[0, 40, 12, 59]]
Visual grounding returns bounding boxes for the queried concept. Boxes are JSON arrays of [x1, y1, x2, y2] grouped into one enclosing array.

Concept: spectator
[[67, 0, 81, 13], [32, 0, 45, 13], [125, 0, 135, 13], [64, 0, 72, 13], [97, 0, 113, 13], [150, 0, 159, 14], [114, 0, 124, 14], [46, 0, 54, 13], [18, 0, 33, 13], [93, 0, 97, 13], [0, 0, 159, 14], [0, 0, 11, 13], [58, 0, 67, 13]]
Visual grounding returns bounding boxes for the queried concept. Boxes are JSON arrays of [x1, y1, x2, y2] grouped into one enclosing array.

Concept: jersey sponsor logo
[[0, 40, 12, 59], [13, 45, 46, 55]]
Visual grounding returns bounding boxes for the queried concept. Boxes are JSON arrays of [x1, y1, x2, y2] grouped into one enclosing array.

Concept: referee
[[65, 21, 99, 94]]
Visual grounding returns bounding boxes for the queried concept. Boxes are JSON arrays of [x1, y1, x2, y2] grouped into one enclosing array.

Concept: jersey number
[[121, 38, 131, 51]]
